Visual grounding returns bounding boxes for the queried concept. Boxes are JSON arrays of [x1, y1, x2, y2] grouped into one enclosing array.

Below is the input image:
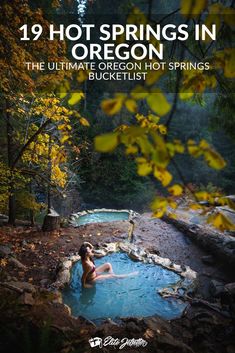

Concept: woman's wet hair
[[79, 244, 88, 260], [79, 243, 94, 262]]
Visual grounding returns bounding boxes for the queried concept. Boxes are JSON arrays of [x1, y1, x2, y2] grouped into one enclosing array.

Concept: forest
[[0, 0, 234, 226], [0, 1, 235, 353]]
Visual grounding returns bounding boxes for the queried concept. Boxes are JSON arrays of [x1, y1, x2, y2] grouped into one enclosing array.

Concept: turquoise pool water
[[62, 252, 187, 321], [75, 211, 129, 226]]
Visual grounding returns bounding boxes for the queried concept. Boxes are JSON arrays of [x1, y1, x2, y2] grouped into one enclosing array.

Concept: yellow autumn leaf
[[125, 99, 137, 113], [207, 212, 235, 231], [101, 97, 123, 115], [145, 68, 164, 86], [225, 198, 235, 210], [181, 0, 207, 17], [195, 191, 210, 201], [154, 167, 172, 187], [158, 125, 167, 135], [79, 117, 90, 127], [61, 134, 70, 144], [188, 140, 203, 158], [126, 145, 138, 155], [174, 140, 185, 154], [153, 210, 166, 218], [137, 160, 152, 176], [52, 0, 60, 7], [204, 149, 226, 170], [168, 184, 183, 196], [168, 200, 177, 209], [77, 70, 89, 83], [68, 92, 84, 105], [167, 213, 178, 219], [58, 91, 67, 99], [58, 124, 66, 130], [94, 133, 119, 152], [131, 85, 148, 100], [179, 91, 194, 100], [147, 89, 171, 116], [151, 197, 168, 218], [148, 114, 160, 124], [189, 203, 203, 210]]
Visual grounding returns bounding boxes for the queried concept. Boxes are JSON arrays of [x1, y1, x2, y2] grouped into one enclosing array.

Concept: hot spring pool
[[75, 211, 130, 226], [62, 252, 187, 321]]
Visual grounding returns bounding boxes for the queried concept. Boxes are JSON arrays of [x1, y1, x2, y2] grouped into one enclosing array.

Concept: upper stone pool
[[70, 209, 132, 227]]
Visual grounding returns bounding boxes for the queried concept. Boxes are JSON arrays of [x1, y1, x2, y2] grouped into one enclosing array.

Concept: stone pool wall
[[69, 208, 139, 227], [52, 241, 197, 301]]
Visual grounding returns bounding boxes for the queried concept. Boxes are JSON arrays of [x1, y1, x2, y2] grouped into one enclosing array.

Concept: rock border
[[52, 242, 197, 306], [69, 208, 139, 227]]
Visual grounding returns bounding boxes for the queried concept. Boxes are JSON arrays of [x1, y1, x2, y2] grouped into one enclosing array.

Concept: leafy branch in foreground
[[94, 3, 235, 232]]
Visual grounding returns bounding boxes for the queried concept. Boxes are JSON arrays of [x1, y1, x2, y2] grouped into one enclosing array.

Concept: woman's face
[[86, 246, 93, 256]]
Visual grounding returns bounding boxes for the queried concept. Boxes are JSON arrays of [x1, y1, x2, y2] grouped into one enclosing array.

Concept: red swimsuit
[[87, 265, 96, 280]]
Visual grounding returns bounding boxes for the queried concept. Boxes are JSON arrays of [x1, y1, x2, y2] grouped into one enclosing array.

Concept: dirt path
[[134, 214, 233, 281]]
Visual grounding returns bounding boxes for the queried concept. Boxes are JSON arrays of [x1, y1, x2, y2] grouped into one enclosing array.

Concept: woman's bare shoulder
[[82, 260, 92, 271]]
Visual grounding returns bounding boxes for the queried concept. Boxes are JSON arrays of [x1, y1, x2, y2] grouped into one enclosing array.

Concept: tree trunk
[[42, 208, 60, 232], [47, 134, 52, 211], [29, 180, 35, 226], [8, 192, 16, 226], [6, 105, 16, 225]]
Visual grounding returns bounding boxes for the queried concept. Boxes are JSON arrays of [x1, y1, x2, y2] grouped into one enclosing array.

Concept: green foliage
[[79, 146, 155, 211]]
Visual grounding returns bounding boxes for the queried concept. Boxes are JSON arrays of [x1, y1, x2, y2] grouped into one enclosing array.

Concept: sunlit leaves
[[188, 139, 226, 170], [207, 212, 235, 231], [101, 96, 124, 116], [77, 70, 89, 83], [146, 89, 171, 116], [168, 184, 183, 196], [136, 158, 152, 176], [195, 191, 210, 201], [204, 148, 226, 170], [94, 1, 233, 231], [181, 0, 207, 18], [0, 1, 67, 94], [125, 145, 138, 155], [131, 85, 148, 100], [125, 99, 137, 113], [167, 140, 185, 157], [180, 68, 217, 96], [158, 125, 167, 135], [68, 92, 84, 105], [51, 165, 67, 188], [94, 133, 119, 152], [154, 167, 172, 187], [79, 117, 90, 127], [151, 197, 168, 218], [101, 94, 140, 116], [145, 67, 164, 86], [179, 91, 194, 100], [101, 90, 170, 118]]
